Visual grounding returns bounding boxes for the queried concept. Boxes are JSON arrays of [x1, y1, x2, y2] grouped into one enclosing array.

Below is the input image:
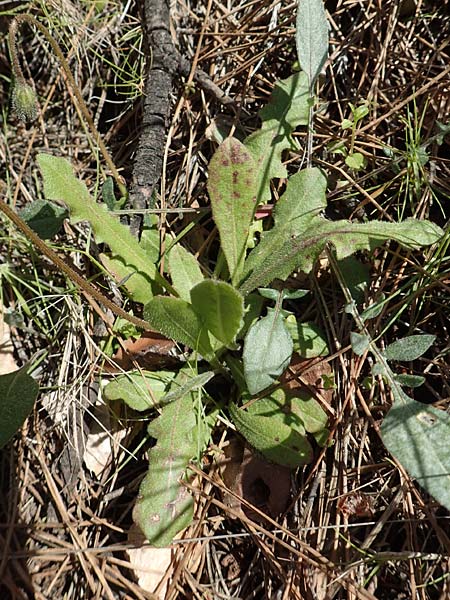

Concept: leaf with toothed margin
[[239, 167, 444, 295], [133, 368, 218, 546], [37, 153, 168, 301], [207, 138, 258, 285]]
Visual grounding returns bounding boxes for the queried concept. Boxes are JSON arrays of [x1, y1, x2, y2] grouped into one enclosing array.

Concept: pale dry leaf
[[0, 302, 18, 375], [83, 395, 126, 476], [127, 525, 172, 598]]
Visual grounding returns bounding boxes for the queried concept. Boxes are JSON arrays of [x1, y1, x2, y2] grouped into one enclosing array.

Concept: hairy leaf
[[382, 334, 436, 362], [144, 297, 213, 359], [230, 388, 314, 467], [133, 370, 217, 546], [0, 367, 39, 448], [381, 390, 450, 512], [100, 254, 155, 304], [37, 154, 168, 300], [239, 168, 443, 294], [296, 0, 329, 89], [169, 244, 204, 302], [207, 138, 258, 284], [103, 371, 176, 411], [244, 72, 310, 203], [19, 199, 67, 239], [350, 332, 371, 356], [243, 310, 293, 395], [190, 280, 244, 346]]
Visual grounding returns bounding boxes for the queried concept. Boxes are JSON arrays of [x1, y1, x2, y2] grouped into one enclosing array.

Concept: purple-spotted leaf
[[133, 368, 217, 546], [207, 138, 258, 285]]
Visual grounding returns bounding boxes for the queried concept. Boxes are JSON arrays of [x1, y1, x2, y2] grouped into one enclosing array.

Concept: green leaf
[[103, 371, 176, 411], [258, 288, 309, 302], [37, 154, 169, 300], [0, 367, 39, 448], [243, 311, 293, 395], [230, 389, 313, 467], [190, 280, 244, 346], [240, 167, 327, 291], [169, 244, 204, 302], [296, 0, 329, 89], [19, 199, 67, 239], [393, 374, 425, 388], [207, 138, 258, 284], [144, 296, 213, 359], [360, 294, 386, 321], [244, 72, 310, 204], [102, 177, 118, 210], [345, 152, 366, 170], [133, 371, 217, 546], [239, 293, 265, 339], [239, 167, 443, 294], [381, 391, 450, 512], [382, 334, 436, 362], [139, 216, 161, 264], [350, 332, 371, 356], [286, 317, 329, 357], [100, 254, 155, 305], [162, 371, 215, 405], [338, 256, 370, 304]]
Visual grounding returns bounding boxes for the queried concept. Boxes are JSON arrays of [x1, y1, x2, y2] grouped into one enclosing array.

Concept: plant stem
[[9, 14, 127, 198]]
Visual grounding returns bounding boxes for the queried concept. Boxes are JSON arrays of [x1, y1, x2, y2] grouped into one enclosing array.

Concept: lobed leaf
[[239, 167, 443, 294], [37, 154, 168, 300], [133, 370, 217, 546]]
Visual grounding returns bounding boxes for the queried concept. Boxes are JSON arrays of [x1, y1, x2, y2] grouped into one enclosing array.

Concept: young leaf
[[239, 167, 327, 291], [133, 375, 217, 546], [393, 374, 425, 388], [382, 334, 435, 362], [0, 367, 39, 448], [144, 297, 213, 359], [243, 311, 293, 395], [190, 280, 244, 346], [230, 400, 313, 468], [381, 390, 450, 512], [103, 371, 177, 412], [207, 138, 258, 285], [296, 0, 329, 89], [169, 244, 204, 302], [244, 72, 310, 203], [350, 332, 371, 356], [162, 371, 215, 405], [37, 154, 169, 300]]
